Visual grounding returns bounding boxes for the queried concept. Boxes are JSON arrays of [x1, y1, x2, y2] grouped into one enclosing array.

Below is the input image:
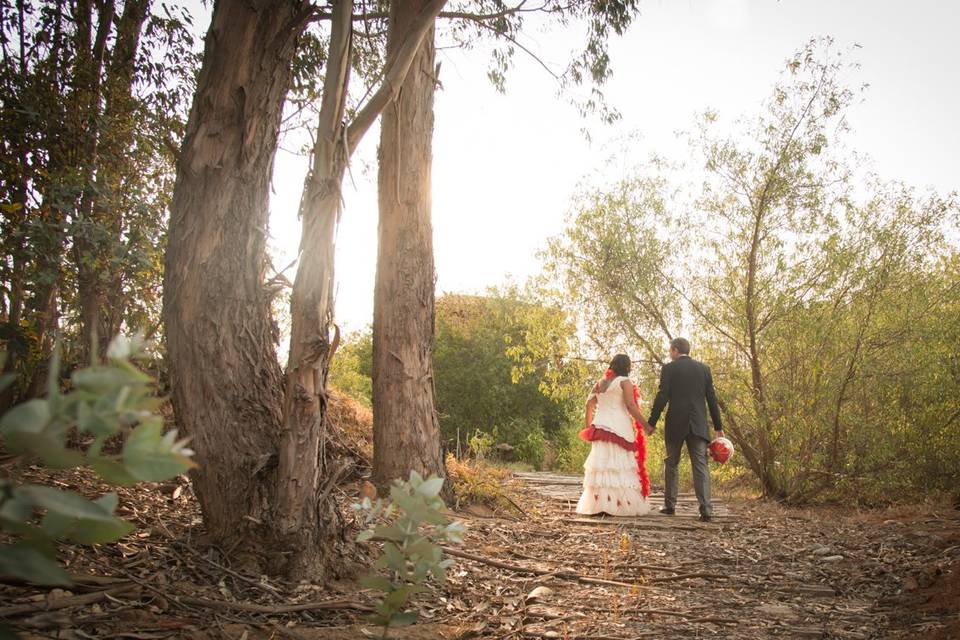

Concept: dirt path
[[482, 472, 960, 639], [1, 467, 958, 639]]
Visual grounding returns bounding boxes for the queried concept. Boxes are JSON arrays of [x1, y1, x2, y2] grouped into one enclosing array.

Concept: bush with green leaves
[[327, 329, 373, 406], [514, 424, 547, 469], [353, 471, 465, 637], [0, 336, 195, 587], [467, 428, 495, 461]]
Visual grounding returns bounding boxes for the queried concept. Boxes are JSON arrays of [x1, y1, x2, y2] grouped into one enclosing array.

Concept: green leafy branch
[[0, 336, 195, 588], [352, 471, 465, 637]]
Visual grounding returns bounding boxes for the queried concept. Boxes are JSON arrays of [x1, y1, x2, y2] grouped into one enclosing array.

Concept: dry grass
[[446, 454, 523, 516], [326, 387, 373, 463]]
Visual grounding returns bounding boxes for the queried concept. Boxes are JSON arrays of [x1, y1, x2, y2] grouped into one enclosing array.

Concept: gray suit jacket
[[648, 355, 722, 444]]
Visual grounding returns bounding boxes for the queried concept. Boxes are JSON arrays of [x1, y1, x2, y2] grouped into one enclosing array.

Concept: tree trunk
[[97, 0, 152, 346], [75, 0, 114, 361], [0, 178, 28, 410], [276, 0, 446, 573], [26, 279, 59, 399], [276, 0, 353, 580], [163, 0, 309, 566], [25, 0, 100, 390], [72, 0, 141, 365], [24, 0, 72, 397], [372, 0, 446, 491]]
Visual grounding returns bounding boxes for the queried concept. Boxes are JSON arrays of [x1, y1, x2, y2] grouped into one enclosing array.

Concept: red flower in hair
[[604, 368, 615, 380]]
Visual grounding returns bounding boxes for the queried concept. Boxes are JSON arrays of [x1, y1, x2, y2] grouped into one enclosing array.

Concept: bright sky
[[261, 0, 960, 333]]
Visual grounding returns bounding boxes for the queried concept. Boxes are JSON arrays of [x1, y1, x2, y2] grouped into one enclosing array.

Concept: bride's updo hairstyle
[[597, 354, 632, 393], [609, 353, 631, 377]]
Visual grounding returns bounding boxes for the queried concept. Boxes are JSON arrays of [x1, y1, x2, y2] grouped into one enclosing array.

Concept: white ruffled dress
[[576, 376, 650, 516]]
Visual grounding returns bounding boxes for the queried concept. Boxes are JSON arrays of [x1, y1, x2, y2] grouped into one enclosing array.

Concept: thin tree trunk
[[21, 2, 67, 397], [163, 0, 310, 566], [27, 281, 59, 398], [371, 0, 446, 491], [277, 0, 353, 580], [73, 0, 117, 364], [27, 0, 89, 394], [743, 201, 780, 496], [80, 0, 152, 357], [0, 175, 28, 410], [278, 0, 447, 575]]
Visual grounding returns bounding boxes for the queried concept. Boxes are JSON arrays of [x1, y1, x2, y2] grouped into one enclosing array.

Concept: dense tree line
[[0, 0, 196, 404], [337, 41, 960, 507], [331, 290, 587, 469]]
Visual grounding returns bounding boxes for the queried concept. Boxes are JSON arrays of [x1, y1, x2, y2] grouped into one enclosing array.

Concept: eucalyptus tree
[[371, 0, 447, 490], [371, 0, 642, 489], [163, 0, 448, 577], [163, 0, 644, 575], [164, 0, 318, 577], [278, 0, 446, 574]]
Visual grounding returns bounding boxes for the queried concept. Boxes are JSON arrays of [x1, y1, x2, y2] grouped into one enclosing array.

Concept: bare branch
[[346, 0, 448, 155], [471, 17, 560, 80], [313, 1, 546, 23]]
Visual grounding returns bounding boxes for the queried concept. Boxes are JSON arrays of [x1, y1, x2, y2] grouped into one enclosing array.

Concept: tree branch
[[346, 0, 448, 155], [313, 1, 544, 23], [471, 16, 560, 80]]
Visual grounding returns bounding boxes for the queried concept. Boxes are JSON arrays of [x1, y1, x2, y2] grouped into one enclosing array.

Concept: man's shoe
[[659, 507, 675, 516], [698, 513, 712, 522]]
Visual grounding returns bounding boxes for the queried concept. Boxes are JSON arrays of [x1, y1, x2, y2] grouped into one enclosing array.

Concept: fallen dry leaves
[[1, 464, 958, 639]]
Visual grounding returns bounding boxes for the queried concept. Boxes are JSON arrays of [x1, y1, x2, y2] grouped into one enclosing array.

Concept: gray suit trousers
[[664, 434, 712, 516]]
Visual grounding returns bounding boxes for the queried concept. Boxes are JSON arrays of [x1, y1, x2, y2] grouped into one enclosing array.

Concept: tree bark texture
[[163, 0, 309, 556], [372, 0, 446, 491], [276, 0, 446, 573], [277, 0, 353, 579]]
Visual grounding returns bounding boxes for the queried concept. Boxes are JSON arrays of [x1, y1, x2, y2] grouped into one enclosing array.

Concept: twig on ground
[[441, 546, 652, 590], [170, 540, 284, 597], [175, 595, 375, 614], [0, 585, 139, 617]]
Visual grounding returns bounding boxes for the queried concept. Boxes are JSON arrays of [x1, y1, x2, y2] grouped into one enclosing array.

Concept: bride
[[576, 354, 651, 516]]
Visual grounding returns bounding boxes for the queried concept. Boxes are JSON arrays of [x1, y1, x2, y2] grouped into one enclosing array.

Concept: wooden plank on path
[[515, 477, 583, 486], [563, 516, 735, 530], [563, 517, 705, 531], [543, 493, 726, 505], [513, 471, 736, 519]]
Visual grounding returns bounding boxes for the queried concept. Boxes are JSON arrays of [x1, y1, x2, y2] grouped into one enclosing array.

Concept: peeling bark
[[163, 0, 309, 564], [371, 0, 446, 491]]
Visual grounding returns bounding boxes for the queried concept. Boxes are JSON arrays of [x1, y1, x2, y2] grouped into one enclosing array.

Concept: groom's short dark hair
[[670, 337, 691, 355]]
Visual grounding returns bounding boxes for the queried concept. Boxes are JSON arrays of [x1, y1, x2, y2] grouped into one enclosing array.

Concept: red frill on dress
[[631, 384, 651, 497], [578, 425, 637, 451]]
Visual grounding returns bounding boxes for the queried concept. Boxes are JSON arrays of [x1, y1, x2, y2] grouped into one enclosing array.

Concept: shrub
[[467, 428, 495, 461], [446, 453, 522, 514], [353, 471, 465, 638], [554, 423, 590, 473], [0, 337, 194, 590], [515, 425, 546, 470]]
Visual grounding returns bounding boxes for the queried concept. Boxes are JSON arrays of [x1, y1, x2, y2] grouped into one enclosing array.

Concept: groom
[[646, 337, 724, 522]]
